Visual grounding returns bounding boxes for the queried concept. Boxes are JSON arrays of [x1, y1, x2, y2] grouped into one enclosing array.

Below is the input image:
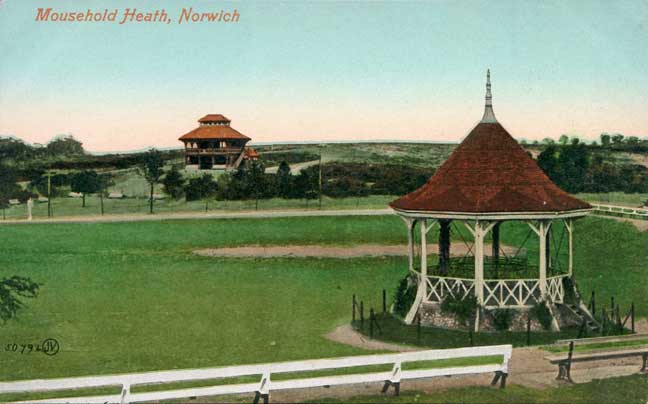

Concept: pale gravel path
[[194, 244, 517, 259], [0, 208, 394, 225]]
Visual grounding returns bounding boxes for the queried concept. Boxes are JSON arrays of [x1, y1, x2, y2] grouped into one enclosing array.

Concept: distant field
[[255, 142, 457, 168], [576, 192, 648, 207]]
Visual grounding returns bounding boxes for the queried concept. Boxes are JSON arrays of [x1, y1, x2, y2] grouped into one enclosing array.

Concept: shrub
[[393, 275, 417, 318], [530, 300, 553, 330], [440, 294, 478, 327], [491, 309, 514, 331]]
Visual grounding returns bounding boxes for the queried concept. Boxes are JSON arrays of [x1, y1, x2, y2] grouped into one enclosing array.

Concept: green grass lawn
[[0, 215, 646, 388], [314, 374, 648, 404]]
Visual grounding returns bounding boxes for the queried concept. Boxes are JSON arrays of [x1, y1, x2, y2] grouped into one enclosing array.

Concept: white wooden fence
[[0, 345, 512, 404], [591, 203, 648, 218]]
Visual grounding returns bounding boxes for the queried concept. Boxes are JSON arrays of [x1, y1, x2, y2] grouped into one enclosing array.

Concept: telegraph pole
[[45, 172, 53, 218], [318, 153, 322, 210]]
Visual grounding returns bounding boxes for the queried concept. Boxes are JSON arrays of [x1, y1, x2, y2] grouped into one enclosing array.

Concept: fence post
[[382, 289, 387, 314], [352, 295, 356, 322], [526, 315, 531, 345], [591, 291, 596, 315], [360, 301, 364, 329], [616, 305, 622, 332], [631, 302, 635, 333], [417, 313, 421, 344], [370, 309, 375, 338], [611, 296, 615, 315], [469, 318, 474, 347]]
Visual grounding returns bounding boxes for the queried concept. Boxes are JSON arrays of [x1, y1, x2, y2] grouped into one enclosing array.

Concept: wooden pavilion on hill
[[390, 71, 594, 332], [179, 114, 258, 170]]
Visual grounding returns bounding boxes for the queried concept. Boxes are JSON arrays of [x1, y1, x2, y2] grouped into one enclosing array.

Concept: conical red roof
[[390, 78, 591, 216]]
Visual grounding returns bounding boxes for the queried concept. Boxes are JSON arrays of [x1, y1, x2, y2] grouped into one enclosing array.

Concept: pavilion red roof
[[179, 126, 250, 141], [198, 114, 231, 123], [244, 147, 260, 158], [390, 73, 590, 214]]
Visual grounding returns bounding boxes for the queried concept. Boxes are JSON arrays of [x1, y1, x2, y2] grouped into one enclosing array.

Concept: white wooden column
[[528, 220, 551, 298], [407, 219, 416, 272], [402, 218, 416, 272], [565, 219, 573, 277], [474, 221, 484, 305], [420, 219, 428, 279]]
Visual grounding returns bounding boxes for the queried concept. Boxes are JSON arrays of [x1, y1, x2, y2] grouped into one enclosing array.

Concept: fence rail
[[591, 203, 648, 218], [0, 345, 512, 404]]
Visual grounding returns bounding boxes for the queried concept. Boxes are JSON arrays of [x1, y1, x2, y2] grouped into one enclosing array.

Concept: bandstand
[[390, 71, 592, 331]]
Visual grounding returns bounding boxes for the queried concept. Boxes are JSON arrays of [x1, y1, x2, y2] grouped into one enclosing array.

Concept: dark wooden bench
[[547, 341, 648, 382]]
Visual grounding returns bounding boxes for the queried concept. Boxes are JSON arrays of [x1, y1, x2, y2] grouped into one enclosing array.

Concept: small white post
[[390, 361, 402, 383], [259, 370, 271, 398], [120, 384, 130, 404], [27, 197, 33, 221]]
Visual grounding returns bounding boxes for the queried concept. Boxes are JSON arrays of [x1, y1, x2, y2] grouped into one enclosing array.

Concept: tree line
[[537, 137, 648, 194]]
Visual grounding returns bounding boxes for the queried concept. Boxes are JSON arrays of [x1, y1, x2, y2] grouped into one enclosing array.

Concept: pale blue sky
[[1, 0, 647, 151]]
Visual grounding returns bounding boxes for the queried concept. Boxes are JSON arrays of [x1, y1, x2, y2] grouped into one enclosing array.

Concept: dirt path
[[593, 214, 648, 231], [194, 243, 517, 258], [0, 208, 393, 225]]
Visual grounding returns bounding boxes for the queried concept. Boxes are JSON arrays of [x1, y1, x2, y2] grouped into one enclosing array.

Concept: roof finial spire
[[481, 69, 497, 123]]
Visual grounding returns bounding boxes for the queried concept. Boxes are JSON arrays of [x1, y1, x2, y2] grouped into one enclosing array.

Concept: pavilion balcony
[[185, 147, 243, 154]]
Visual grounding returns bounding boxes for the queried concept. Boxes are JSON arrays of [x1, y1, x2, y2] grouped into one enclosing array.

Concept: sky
[[1, 0, 647, 152]]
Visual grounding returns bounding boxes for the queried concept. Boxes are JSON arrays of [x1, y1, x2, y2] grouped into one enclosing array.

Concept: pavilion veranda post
[[390, 71, 594, 332]]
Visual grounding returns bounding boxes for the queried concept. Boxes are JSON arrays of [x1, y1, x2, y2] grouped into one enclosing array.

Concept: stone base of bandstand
[[417, 301, 577, 332]]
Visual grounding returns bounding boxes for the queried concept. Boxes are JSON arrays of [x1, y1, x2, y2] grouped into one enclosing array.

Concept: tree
[[600, 133, 611, 148], [139, 149, 164, 214], [558, 135, 570, 145], [97, 173, 114, 215], [185, 173, 218, 210], [162, 166, 186, 200], [611, 134, 625, 145], [46, 135, 85, 157], [0, 276, 39, 323], [0, 165, 21, 219], [70, 170, 101, 207], [246, 160, 266, 210], [276, 161, 292, 199]]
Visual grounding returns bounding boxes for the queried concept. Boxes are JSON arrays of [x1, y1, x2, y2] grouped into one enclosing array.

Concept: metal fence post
[[382, 289, 387, 314]]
